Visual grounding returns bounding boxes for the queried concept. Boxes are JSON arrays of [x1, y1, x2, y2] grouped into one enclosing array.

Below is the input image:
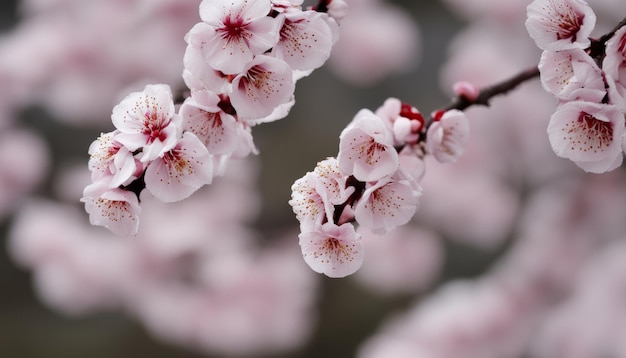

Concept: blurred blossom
[[8, 159, 319, 356], [419, 156, 520, 248], [358, 279, 539, 358], [0, 128, 49, 218], [530, 240, 626, 358], [355, 225, 443, 295], [327, 0, 420, 86], [0, 0, 199, 125]]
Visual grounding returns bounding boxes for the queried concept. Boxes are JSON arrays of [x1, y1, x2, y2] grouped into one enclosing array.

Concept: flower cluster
[[82, 0, 340, 236], [290, 98, 470, 277], [526, 0, 626, 173]]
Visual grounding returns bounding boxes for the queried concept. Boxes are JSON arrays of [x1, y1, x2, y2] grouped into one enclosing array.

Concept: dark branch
[[444, 66, 540, 113]]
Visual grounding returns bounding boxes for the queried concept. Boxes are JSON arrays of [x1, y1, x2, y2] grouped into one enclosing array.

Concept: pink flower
[[525, 0, 596, 51], [289, 172, 329, 232], [338, 109, 399, 182], [326, 0, 348, 22], [182, 45, 230, 94], [375, 97, 425, 146], [539, 49, 605, 102], [111, 84, 181, 163], [81, 182, 141, 236], [547, 101, 624, 173], [299, 222, 363, 278], [426, 109, 470, 163], [87, 131, 141, 188], [603, 26, 626, 109], [192, 0, 282, 74], [144, 132, 213, 203], [230, 55, 295, 121], [271, 10, 338, 72], [179, 91, 239, 155], [354, 178, 421, 234]]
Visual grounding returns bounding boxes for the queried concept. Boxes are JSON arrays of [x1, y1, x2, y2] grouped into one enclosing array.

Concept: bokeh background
[[1, 0, 626, 357]]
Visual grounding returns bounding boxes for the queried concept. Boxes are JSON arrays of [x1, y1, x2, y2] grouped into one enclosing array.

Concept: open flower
[[144, 132, 214, 202], [299, 222, 363, 278], [271, 10, 338, 72], [547, 101, 624, 173], [525, 0, 596, 51], [191, 0, 282, 74], [426, 109, 470, 163], [289, 172, 329, 232], [354, 177, 421, 235], [338, 109, 398, 182], [111, 84, 181, 163], [539, 48, 606, 102], [179, 91, 240, 156], [230, 55, 295, 121], [603, 26, 626, 110], [87, 131, 141, 188], [81, 182, 141, 236]]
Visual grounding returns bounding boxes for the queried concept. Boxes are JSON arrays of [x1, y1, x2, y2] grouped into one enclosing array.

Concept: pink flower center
[[220, 16, 250, 45], [143, 111, 168, 143], [566, 112, 614, 152]]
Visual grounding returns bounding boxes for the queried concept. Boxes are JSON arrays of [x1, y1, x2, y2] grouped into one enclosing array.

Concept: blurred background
[[1, 0, 626, 357]]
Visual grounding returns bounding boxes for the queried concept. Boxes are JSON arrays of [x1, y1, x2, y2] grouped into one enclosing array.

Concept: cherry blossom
[[144, 131, 213, 203], [178, 91, 240, 155], [271, 9, 338, 72], [81, 182, 141, 236], [338, 109, 399, 182], [425, 109, 470, 163], [230, 55, 295, 121], [603, 26, 626, 109], [525, 0, 596, 51], [289, 172, 329, 232], [298, 221, 363, 278], [87, 131, 141, 188], [354, 178, 421, 234], [538, 48, 606, 102], [193, 0, 282, 75], [547, 101, 624, 173], [375, 97, 425, 146], [111, 84, 181, 163], [182, 45, 230, 94]]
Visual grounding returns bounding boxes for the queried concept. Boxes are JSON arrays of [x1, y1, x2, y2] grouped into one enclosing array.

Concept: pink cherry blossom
[[354, 177, 421, 234], [182, 45, 230, 94], [312, 157, 355, 215], [547, 101, 624, 173], [144, 132, 213, 203], [81, 181, 141, 236], [87, 131, 141, 188], [271, 10, 338, 72], [298, 222, 363, 278], [525, 0, 596, 51], [603, 26, 626, 109], [230, 55, 295, 121], [338, 109, 399, 182], [289, 172, 329, 232], [538, 48, 605, 102], [375, 97, 425, 146], [193, 0, 282, 75], [111, 84, 181, 163], [179, 91, 240, 155], [425, 109, 470, 163]]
